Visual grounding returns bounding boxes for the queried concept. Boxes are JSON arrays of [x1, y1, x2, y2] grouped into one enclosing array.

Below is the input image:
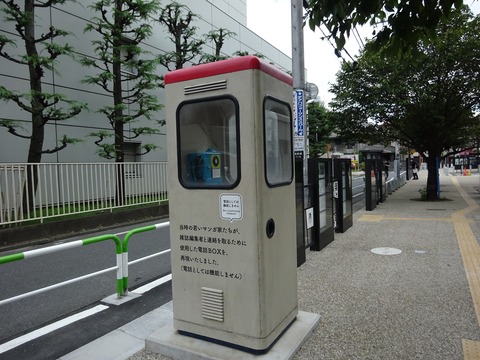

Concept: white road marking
[[0, 305, 109, 354], [0, 273, 172, 354], [132, 274, 172, 295]]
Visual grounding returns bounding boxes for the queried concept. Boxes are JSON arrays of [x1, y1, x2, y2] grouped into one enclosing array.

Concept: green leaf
[[0, 86, 15, 100]]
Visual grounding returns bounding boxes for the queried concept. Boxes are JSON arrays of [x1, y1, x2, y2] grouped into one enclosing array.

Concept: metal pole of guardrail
[[83, 235, 123, 297], [0, 234, 123, 303], [121, 222, 170, 294], [0, 265, 118, 306]]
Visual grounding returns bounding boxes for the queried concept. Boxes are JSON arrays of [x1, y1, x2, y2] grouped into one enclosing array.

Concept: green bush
[[419, 188, 427, 200]]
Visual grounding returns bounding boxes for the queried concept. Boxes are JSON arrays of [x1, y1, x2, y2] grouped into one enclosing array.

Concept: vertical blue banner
[[293, 90, 305, 154], [294, 89, 304, 136]]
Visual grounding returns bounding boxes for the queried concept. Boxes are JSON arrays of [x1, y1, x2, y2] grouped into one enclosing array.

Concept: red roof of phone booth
[[164, 55, 293, 86]]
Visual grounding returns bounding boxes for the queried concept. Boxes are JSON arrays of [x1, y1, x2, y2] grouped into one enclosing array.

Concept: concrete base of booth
[[145, 311, 320, 360]]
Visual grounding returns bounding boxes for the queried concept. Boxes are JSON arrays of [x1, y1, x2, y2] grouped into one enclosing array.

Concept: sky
[[246, 0, 480, 105]]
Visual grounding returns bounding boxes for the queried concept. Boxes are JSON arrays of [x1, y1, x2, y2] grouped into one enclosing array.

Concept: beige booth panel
[[165, 56, 297, 351]]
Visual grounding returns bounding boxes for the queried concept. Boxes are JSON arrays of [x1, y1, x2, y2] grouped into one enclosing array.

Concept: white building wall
[[207, 0, 247, 26], [0, 0, 290, 164]]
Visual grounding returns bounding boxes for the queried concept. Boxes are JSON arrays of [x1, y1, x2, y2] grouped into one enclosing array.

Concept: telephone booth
[[377, 158, 387, 202], [333, 158, 353, 233], [164, 56, 298, 353], [364, 150, 385, 210], [365, 159, 378, 211], [308, 158, 334, 251]]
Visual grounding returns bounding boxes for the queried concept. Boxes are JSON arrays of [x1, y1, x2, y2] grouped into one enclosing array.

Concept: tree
[[232, 50, 265, 58], [81, 0, 163, 162], [157, 2, 204, 72], [303, 0, 464, 54], [0, 0, 87, 212], [307, 101, 333, 158], [81, 0, 163, 204], [200, 28, 236, 63], [329, 7, 480, 200]]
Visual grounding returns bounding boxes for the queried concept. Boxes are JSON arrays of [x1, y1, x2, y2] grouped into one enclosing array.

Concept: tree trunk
[[22, 0, 45, 214], [113, 0, 125, 206], [425, 156, 439, 200]]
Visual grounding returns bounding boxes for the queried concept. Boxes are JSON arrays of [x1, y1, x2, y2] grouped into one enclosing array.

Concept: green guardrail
[[0, 222, 172, 305], [121, 222, 170, 293], [0, 235, 122, 304]]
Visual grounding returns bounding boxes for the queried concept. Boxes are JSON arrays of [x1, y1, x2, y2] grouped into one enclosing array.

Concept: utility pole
[[291, 0, 306, 159], [291, 0, 306, 160], [291, 0, 306, 266], [291, 0, 305, 90]]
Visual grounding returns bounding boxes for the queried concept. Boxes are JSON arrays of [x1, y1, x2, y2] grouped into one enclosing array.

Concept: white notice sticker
[[220, 193, 243, 222], [306, 207, 314, 229], [333, 181, 339, 199]]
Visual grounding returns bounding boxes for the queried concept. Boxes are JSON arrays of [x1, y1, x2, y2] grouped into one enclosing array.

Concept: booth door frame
[[295, 158, 306, 267]]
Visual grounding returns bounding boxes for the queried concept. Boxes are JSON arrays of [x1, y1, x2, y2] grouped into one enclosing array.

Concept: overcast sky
[[246, 0, 480, 105]]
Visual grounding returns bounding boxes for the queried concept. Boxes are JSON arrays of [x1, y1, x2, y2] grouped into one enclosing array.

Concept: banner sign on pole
[[293, 89, 305, 154]]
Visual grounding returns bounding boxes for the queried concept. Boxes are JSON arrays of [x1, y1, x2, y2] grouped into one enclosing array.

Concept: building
[[0, 0, 292, 164]]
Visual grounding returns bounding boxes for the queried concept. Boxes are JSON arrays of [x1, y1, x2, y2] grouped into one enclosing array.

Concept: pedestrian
[[412, 162, 419, 180]]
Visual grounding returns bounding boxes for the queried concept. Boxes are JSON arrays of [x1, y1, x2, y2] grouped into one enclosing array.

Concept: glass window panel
[[319, 210, 327, 230], [264, 97, 293, 186], [345, 200, 352, 216], [319, 193, 326, 211], [318, 162, 325, 178], [318, 178, 326, 195], [177, 96, 240, 189]]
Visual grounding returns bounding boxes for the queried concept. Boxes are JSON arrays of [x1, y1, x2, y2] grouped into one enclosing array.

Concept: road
[[0, 219, 171, 358]]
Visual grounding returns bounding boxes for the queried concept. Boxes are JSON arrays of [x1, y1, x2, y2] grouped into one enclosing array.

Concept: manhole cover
[[371, 247, 402, 255]]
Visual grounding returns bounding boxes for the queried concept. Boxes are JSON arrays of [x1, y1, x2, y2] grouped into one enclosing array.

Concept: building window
[[124, 142, 141, 178]]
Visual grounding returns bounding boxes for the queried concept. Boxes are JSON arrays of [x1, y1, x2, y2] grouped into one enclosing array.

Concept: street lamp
[[305, 82, 319, 101]]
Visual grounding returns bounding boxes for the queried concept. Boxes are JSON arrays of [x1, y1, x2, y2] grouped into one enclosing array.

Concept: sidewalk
[[67, 170, 480, 360]]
